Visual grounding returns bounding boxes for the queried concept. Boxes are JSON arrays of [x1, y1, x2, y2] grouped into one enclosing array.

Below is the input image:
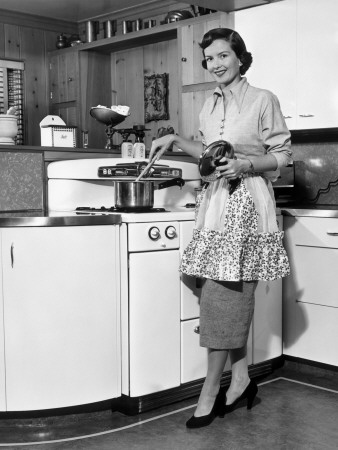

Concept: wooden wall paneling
[[181, 88, 214, 140], [44, 31, 58, 53], [20, 27, 48, 146], [143, 40, 179, 148], [111, 47, 144, 133], [4, 24, 20, 59], [79, 51, 111, 149], [0, 23, 5, 58], [49, 55, 61, 104]]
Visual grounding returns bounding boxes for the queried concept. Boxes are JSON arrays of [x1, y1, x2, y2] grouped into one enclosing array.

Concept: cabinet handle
[[10, 243, 14, 268], [283, 115, 292, 119], [194, 325, 200, 334], [299, 114, 314, 117], [68, 77, 73, 82], [181, 57, 187, 62], [326, 231, 338, 236]]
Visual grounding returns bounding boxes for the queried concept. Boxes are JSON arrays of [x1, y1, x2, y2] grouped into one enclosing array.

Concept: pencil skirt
[[199, 279, 258, 349]]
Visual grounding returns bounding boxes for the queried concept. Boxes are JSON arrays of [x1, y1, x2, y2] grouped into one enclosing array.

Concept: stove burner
[[75, 206, 168, 213]]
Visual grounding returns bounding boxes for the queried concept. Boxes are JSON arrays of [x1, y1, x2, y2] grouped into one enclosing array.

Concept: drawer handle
[[299, 114, 314, 117], [194, 325, 200, 334], [326, 231, 338, 236], [10, 243, 14, 268]]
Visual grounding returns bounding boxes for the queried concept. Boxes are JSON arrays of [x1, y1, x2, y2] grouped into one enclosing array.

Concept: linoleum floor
[[0, 361, 337, 450]]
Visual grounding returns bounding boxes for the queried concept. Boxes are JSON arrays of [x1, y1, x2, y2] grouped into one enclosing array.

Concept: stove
[[47, 158, 200, 221], [47, 157, 201, 403]]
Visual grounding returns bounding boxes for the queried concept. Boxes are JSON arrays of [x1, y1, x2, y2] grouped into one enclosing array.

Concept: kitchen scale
[[89, 107, 149, 150]]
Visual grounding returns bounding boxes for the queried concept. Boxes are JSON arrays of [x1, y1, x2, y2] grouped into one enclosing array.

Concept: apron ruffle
[[180, 176, 290, 281]]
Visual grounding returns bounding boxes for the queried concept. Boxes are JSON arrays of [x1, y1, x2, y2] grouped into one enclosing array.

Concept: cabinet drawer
[[285, 217, 338, 248], [181, 319, 207, 384], [283, 301, 338, 366]]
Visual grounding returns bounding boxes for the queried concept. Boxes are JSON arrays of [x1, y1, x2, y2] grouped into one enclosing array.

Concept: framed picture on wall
[[144, 73, 169, 123]]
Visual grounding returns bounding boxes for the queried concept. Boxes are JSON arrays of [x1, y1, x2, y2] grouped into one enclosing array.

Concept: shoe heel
[[246, 382, 258, 410]]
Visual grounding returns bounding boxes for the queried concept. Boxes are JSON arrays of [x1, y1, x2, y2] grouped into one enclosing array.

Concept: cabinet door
[[296, 0, 338, 129], [179, 220, 201, 320], [2, 226, 121, 411], [181, 318, 207, 383], [49, 53, 78, 104], [128, 250, 180, 396], [283, 217, 338, 365], [0, 235, 5, 411], [235, 0, 297, 129], [252, 216, 283, 364], [180, 16, 225, 86]]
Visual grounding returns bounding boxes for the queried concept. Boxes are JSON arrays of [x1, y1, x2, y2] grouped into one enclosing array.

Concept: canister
[[86, 20, 99, 42]]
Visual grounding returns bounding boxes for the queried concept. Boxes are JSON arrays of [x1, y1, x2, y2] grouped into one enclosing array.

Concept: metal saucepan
[[114, 178, 185, 210]]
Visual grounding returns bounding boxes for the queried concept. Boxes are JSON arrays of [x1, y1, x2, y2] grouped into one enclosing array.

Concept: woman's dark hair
[[200, 28, 253, 75]]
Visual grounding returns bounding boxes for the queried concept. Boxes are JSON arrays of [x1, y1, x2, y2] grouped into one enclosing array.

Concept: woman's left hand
[[216, 158, 249, 179]]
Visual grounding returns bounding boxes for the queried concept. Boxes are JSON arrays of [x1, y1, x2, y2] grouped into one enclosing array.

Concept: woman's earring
[[239, 61, 243, 66]]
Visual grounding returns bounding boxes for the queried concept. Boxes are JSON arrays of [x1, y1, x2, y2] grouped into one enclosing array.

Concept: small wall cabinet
[[48, 51, 111, 149], [235, 0, 338, 130]]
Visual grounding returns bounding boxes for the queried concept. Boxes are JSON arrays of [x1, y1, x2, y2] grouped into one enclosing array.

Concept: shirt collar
[[213, 77, 249, 112]]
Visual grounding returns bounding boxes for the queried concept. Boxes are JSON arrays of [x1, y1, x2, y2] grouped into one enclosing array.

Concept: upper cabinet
[[235, 0, 338, 130], [48, 51, 111, 148], [177, 13, 233, 139], [180, 13, 230, 86]]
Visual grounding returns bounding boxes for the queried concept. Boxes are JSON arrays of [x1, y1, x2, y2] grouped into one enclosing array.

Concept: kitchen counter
[[281, 204, 338, 218], [0, 211, 122, 227]]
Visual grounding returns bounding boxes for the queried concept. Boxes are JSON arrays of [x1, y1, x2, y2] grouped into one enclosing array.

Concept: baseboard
[[283, 355, 338, 373], [117, 356, 284, 415]]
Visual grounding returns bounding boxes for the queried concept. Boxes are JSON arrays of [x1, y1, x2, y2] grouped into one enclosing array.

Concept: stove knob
[[165, 225, 177, 239], [148, 226, 160, 240]]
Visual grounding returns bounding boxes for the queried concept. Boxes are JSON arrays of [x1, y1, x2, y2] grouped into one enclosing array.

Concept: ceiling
[[0, 0, 166, 23], [0, 0, 272, 23]]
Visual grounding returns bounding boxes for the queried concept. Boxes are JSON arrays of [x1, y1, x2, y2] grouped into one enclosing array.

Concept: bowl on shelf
[[89, 107, 127, 127], [0, 114, 18, 145]]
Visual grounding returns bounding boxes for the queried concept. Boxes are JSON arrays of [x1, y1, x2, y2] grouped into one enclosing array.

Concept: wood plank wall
[[0, 13, 77, 146]]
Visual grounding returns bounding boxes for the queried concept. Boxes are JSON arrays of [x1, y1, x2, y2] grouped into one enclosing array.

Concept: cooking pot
[[114, 178, 185, 210]]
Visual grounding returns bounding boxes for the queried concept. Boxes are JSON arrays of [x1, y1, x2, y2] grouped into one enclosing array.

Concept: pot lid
[[198, 140, 235, 182]]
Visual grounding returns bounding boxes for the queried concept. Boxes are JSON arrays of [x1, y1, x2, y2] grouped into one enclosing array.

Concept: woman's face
[[204, 39, 241, 88]]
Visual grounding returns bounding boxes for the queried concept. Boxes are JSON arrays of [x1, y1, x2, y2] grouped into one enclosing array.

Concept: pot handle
[[157, 178, 185, 190]]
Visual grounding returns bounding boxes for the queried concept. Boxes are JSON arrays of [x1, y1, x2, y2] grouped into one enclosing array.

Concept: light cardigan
[[198, 77, 292, 175]]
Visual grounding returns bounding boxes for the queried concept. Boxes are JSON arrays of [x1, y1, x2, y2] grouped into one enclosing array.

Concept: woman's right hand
[[149, 134, 176, 161]]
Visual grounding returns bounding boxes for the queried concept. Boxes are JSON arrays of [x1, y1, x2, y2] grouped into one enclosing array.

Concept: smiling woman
[[149, 26, 292, 430]]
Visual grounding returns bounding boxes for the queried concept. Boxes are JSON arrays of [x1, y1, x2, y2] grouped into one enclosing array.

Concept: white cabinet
[[283, 217, 338, 366], [128, 250, 181, 397], [253, 215, 283, 364], [235, 0, 338, 130], [235, 0, 297, 129], [0, 236, 5, 411], [180, 221, 201, 320], [0, 225, 121, 411]]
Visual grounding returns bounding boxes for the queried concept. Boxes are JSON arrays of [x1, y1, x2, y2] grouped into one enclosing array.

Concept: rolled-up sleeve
[[261, 93, 292, 168]]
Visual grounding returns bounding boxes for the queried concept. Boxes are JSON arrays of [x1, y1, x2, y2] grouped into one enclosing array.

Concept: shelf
[[49, 12, 226, 56], [50, 21, 180, 56]]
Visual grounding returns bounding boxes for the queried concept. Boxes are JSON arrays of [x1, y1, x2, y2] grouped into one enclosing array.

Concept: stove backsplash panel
[[291, 141, 338, 205]]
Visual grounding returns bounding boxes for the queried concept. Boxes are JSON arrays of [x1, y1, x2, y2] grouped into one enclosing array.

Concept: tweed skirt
[[199, 279, 258, 349]]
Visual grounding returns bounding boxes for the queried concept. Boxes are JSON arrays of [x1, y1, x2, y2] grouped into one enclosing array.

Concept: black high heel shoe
[[186, 386, 226, 429], [224, 379, 258, 414]]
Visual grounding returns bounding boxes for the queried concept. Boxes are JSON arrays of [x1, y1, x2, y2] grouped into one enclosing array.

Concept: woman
[[149, 28, 292, 429]]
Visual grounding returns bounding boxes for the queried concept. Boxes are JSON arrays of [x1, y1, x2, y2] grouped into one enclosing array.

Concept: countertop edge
[[281, 207, 338, 218], [0, 215, 122, 227]]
